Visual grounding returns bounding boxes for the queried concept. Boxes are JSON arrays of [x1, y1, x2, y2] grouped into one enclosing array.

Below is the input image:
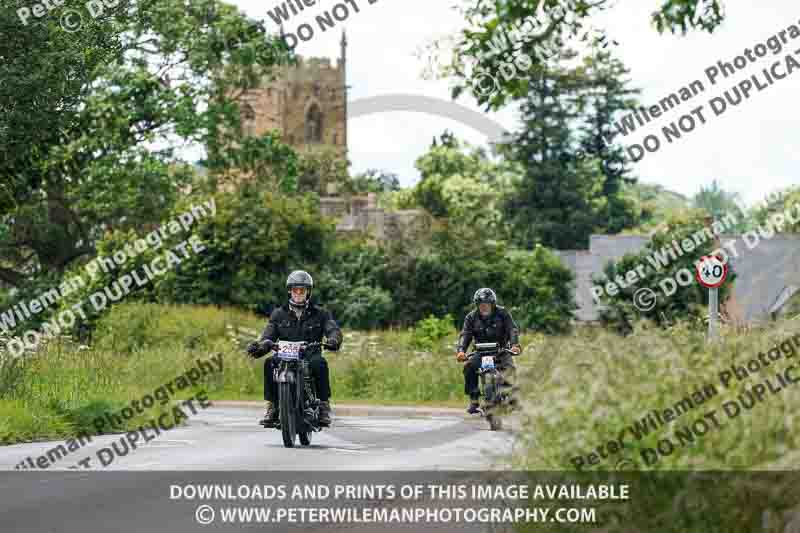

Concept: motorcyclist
[[246, 270, 343, 427], [456, 288, 521, 414]]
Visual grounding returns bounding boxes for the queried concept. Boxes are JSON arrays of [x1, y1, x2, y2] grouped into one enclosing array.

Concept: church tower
[[238, 30, 348, 160]]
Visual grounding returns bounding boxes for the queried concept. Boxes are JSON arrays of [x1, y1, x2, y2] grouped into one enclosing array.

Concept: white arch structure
[[348, 94, 510, 144]]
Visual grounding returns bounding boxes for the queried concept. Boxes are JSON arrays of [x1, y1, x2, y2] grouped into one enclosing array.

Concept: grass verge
[[511, 318, 800, 533], [0, 302, 470, 445]]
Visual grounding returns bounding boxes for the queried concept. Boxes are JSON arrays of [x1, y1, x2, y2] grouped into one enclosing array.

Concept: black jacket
[[258, 301, 343, 357], [457, 305, 520, 353]]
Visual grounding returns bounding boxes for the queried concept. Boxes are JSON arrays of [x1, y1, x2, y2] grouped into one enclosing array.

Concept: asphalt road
[[0, 405, 518, 533], [2, 404, 515, 471]]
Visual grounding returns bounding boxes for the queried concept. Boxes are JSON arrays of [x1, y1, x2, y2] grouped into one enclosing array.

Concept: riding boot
[[466, 393, 480, 414], [260, 401, 278, 427], [318, 401, 332, 426]]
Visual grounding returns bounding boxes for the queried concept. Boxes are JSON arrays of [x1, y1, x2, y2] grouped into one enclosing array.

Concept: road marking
[[125, 462, 163, 469], [145, 440, 196, 448], [326, 447, 369, 454]]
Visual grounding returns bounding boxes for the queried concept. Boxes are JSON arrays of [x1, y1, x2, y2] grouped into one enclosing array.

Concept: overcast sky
[[229, 0, 800, 207]]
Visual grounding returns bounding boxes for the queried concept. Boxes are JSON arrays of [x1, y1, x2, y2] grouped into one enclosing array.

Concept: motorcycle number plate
[[481, 356, 495, 369], [277, 341, 303, 360]]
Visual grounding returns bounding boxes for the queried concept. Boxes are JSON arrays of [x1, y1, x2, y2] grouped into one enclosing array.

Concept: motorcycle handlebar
[[304, 341, 323, 350], [467, 348, 519, 359], [465, 348, 516, 359]]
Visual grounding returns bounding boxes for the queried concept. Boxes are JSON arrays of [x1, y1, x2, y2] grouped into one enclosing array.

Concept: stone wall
[[320, 193, 424, 241], [237, 47, 347, 160], [320, 197, 348, 218]]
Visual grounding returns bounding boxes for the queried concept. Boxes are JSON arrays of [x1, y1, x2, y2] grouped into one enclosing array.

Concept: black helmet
[[473, 288, 497, 306], [287, 270, 313, 308]]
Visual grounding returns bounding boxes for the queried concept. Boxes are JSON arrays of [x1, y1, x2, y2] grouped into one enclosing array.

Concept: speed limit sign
[[696, 255, 728, 288]]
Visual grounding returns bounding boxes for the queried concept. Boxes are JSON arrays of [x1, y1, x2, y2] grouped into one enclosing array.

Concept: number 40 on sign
[[695, 255, 728, 288]]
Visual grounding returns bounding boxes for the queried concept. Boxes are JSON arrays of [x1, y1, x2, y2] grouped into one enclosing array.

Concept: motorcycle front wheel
[[278, 382, 297, 448]]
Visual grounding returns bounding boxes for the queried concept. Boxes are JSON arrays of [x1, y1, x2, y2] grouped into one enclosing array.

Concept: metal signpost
[[696, 255, 728, 343]]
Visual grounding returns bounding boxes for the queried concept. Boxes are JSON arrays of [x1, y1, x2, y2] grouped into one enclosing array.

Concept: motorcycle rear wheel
[[483, 382, 496, 403], [278, 383, 297, 448], [487, 413, 503, 431]]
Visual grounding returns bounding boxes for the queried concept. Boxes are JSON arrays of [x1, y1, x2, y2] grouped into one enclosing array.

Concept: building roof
[[558, 233, 800, 323], [726, 235, 800, 322]]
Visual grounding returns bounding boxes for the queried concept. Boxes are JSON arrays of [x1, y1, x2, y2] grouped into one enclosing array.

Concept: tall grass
[[330, 329, 463, 402], [510, 319, 800, 533], [513, 318, 800, 470], [0, 302, 469, 444]]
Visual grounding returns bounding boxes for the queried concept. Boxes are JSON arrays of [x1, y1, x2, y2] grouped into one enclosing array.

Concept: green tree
[[692, 179, 745, 222], [412, 136, 518, 234], [315, 239, 395, 328], [0, 0, 293, 288], [575, 49, 641, 233], [593, 210, 737, 333], [621, 182, 692, 233], [211, 132, 300, 193], [375, 221, 576, 331], [501, 246, 576, 333], [502, 54, 601, 249], [502, 48, 642, 248], [56, 187, 335, 337], [429, 0, 725, 109], [348, 169, 401, 194], [752, 186, 800, 233], [295, 147, 350, 194], [336, 286, 395, 330]]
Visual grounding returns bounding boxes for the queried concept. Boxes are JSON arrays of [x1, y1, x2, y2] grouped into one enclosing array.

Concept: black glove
[[323, 341, 339, 352], [247, 340, 274, 358], [246, 341, 263, 358]]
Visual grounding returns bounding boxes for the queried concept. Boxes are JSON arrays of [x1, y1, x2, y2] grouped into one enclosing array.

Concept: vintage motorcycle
[[259, 339, 331, 448], [469, 341, 519, 431]]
